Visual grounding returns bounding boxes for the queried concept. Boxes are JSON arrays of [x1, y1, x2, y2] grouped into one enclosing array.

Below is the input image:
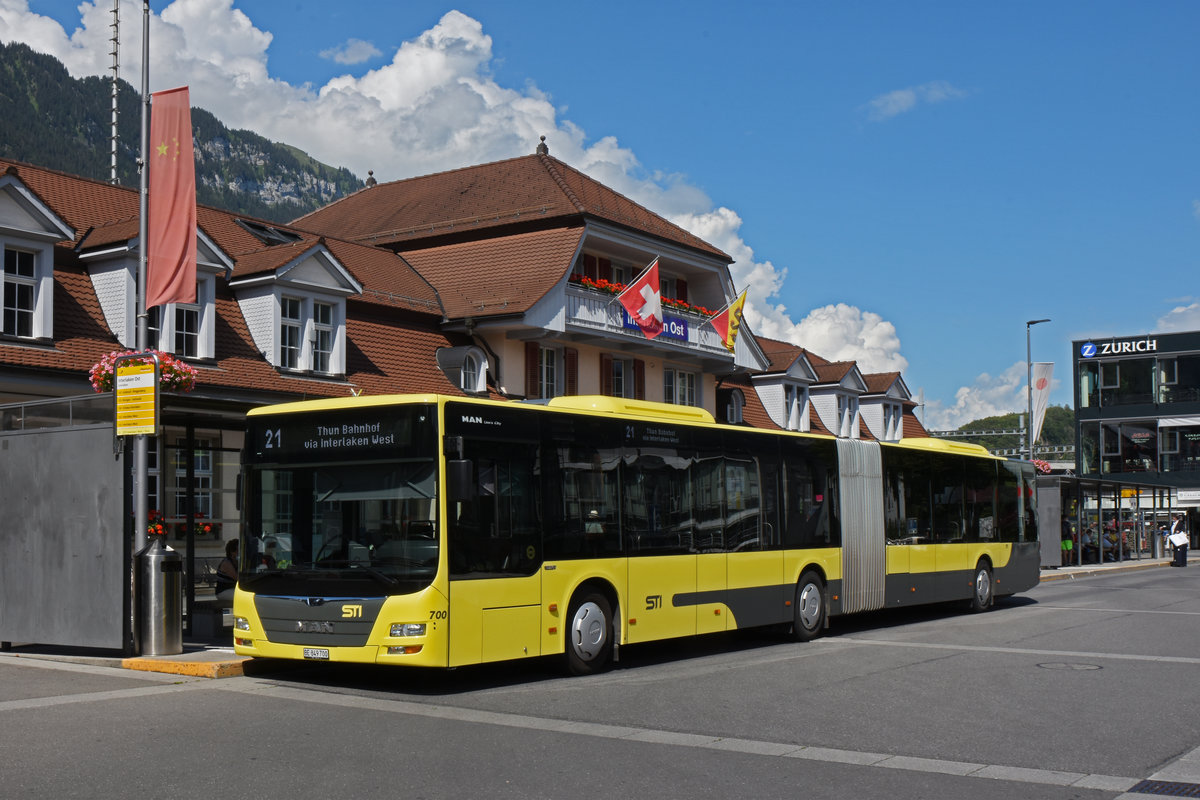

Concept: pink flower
[[89, 349, 197, 394]]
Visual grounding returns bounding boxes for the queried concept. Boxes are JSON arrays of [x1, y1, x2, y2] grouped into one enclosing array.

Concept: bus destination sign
[[248, 406, 432, 463]]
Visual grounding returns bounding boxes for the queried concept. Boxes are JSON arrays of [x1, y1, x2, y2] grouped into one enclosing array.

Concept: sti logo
[[1080, 342, 1097, 358]]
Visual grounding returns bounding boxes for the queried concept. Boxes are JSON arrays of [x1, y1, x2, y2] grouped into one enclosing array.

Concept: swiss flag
[[146, 86, 197, 308], [617, 258, 664, 339]]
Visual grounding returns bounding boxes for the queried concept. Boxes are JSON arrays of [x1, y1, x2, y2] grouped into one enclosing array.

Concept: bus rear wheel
[[566, 592, 613, 675], [792, 571, 826, 642], [969, 562, 993, 612]]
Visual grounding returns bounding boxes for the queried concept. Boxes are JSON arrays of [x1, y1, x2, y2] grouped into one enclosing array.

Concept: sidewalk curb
[[1040, 560, 1172, 582], [121, 655, 249, 679]]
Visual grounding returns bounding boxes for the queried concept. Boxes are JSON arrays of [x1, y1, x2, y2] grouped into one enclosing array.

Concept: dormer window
[[146, 273, 217, 359], [230, 244, 359, 379], [836, 394, 860, 438], [276, 295, 343, 375], [436, 345, 489, 394], [3, 247, 36, 337], [727, 388, 745, 424]]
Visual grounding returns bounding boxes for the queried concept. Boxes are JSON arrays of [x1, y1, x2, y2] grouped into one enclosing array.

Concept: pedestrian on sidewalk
[[1169, 514, 1188, 567]]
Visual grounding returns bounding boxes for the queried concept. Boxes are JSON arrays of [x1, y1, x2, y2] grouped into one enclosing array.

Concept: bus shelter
[[0, 393, 245, 651], [1037, 475, 1175, 569]]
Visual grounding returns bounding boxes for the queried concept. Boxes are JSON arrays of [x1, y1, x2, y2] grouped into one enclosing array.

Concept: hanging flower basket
[[1032, 459, 1052, 474], [89, 349, 198, 394], [568, 274, 716, 317]]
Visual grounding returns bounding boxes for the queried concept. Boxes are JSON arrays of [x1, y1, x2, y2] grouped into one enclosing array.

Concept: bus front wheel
[[792, 571, 826, 642], [566, 592, 613, 675], [969, 562, 993, 612]]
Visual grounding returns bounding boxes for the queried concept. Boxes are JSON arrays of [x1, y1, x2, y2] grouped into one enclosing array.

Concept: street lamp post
[[1026, 318, 1050, 461]]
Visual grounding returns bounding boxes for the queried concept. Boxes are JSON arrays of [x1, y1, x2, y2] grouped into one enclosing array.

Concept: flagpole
[[135, 0, 150, 556]]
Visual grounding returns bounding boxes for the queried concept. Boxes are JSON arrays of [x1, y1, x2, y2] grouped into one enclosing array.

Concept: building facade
[[1074, 330, 1200, 501]]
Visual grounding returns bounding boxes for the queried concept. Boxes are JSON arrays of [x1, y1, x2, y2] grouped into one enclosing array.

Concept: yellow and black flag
[[708, 289, 747, 353]]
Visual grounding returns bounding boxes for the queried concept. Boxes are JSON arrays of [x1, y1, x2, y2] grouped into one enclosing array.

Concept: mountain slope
[[0, 42, 362, 222]]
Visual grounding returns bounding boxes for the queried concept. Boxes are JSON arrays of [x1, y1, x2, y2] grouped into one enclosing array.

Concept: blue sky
[[4, 0, 1198, 429]]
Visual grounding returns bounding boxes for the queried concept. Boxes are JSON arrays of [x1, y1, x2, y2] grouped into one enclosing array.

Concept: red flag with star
[[146, 86, 196, 308]]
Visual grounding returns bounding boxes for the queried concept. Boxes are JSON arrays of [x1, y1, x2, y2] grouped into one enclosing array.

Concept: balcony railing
[[565, 284, 732, 356]]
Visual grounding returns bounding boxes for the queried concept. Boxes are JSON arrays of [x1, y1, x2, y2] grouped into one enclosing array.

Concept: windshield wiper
[[240, 567, 290, 586], [348, 563, 399, 587]]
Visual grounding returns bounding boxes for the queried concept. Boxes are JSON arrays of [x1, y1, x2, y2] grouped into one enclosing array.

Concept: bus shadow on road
[[252, 597, 1041, 695]]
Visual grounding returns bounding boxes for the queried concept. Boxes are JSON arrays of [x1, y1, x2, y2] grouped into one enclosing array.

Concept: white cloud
[[1157, 302, 1200, 332], [921, 362, 1027, 432], [2, 0, 919, 403], [864, 80, 968, 121], [320, 38, 381, 65]]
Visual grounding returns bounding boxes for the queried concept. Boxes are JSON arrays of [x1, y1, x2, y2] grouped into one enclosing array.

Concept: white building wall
[[754, 382, 786, 429], [236, 289, 275, 359], [860, 403, 884, 440], [811, 393, 839, 436], [88, 261, 136, 348]]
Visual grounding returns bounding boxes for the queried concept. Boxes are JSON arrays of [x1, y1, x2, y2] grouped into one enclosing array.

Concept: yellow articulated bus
[[232, 394, 1040, 674]]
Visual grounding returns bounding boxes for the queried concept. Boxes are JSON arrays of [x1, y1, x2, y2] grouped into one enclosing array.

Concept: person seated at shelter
[[214, 539, 238, 605], [1101, 530, 1120, 562], [1080, 527, 1099, 563]]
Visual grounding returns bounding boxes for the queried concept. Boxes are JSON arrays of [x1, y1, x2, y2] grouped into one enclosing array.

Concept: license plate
[[302, 648, 330, 660]]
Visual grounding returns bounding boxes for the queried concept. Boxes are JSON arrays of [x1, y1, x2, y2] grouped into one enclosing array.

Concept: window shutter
[[583, 254, 597, 280], [600, 353, 613, 396], [676, 278, 688, 303], [564, 347, 578, 395], [598, 258, 612, 282], [633, 358, 646, 400], [525, 341, 540, 398]]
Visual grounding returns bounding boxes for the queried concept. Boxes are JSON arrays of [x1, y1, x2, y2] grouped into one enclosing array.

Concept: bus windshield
[[242, 459, 438, 594]]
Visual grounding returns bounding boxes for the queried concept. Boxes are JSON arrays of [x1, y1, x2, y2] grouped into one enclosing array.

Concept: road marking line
[[834, 637, 1200, 665], [1033, 605, 1200, 617], [217, 678, 1141, 792], [0, 680, 207, 713]]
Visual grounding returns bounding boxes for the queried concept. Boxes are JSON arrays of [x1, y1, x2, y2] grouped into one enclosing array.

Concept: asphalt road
[[2, 565, 1197, 799]]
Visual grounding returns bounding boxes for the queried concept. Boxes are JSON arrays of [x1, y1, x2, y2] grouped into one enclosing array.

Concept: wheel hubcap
[[570, 601, 607, 661], [976, 570, 991, 604], [797, 582, 822, 630]]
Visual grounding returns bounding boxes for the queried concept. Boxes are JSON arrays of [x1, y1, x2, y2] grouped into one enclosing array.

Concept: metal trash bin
[[137, 538, 183, 656]]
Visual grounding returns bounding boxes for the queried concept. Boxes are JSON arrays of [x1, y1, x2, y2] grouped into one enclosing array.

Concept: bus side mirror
[[446, 459, 475, 502]]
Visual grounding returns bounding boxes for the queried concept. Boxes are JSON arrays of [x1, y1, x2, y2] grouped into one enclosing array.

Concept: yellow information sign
[[115, 360, 159, 436]]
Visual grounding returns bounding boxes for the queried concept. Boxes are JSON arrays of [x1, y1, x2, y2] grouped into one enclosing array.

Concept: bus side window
[[781, 442, 835, 549]]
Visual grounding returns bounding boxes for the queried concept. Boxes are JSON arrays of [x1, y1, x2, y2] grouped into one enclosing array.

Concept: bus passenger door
[[447, 447, 542, 666]]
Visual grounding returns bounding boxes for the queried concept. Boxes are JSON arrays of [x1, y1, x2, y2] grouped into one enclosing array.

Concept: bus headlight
[[234, 617, 250, 631], [390, 623, 426, 637]]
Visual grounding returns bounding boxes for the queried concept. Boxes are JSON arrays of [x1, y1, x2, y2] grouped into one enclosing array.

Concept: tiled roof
[[862, 371, 901, 394], [813, 361, 856, 384], [0, 157, 459, 401], [398, 226, 585, 319], [902, 409, 930, 438], [2, 158, 441, 313], [292, 153, 729, 260]]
